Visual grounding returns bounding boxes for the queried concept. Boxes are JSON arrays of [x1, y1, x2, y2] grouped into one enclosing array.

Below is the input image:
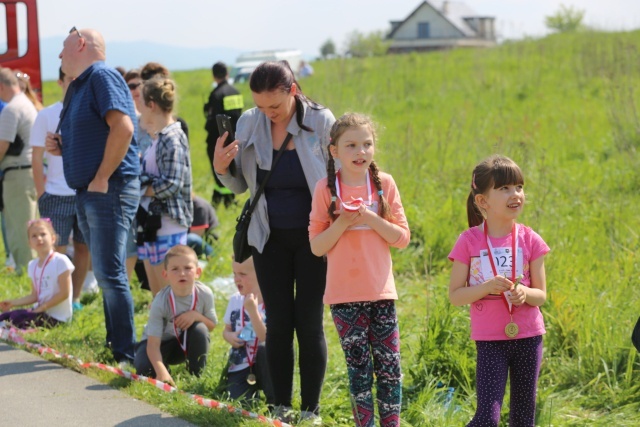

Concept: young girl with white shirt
[[309, 113, 410, 427], [448, 155, 550, 426], [0, 218, 74, 328]]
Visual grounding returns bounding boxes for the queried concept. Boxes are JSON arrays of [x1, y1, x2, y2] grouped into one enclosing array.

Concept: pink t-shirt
[[309, 172, 410, 305], [448, 224, 550, 341]]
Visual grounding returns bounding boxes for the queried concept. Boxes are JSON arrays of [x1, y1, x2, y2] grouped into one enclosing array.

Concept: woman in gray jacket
[[213, 61, 334, 421]]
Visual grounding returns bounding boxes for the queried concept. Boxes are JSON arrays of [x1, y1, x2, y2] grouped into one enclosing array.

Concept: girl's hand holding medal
[[484, 275, 512, 296], [335, 197, 368, 227], [506, 275, 526, 306]]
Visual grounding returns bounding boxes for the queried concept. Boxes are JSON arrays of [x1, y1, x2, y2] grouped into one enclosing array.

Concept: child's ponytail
[[467, 190, 484, 227], [369, 161, 393, 221]]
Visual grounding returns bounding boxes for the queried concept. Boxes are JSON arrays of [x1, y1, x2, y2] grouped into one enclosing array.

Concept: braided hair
[[327, 113, 392, 221]]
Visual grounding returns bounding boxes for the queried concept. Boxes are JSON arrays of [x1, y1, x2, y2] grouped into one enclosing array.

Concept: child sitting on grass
[[223, 256, 273, 406], [0, 218, 74, 329], [134, 245, 217, 385]]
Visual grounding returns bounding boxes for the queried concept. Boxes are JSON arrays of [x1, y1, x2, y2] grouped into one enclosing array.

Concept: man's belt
[[3, 165, 32, 173]]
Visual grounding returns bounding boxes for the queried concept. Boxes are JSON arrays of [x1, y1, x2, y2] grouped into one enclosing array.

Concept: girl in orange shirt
[[309, 113, 410, 427]]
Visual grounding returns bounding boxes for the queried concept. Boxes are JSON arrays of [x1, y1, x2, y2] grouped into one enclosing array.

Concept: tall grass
[[5, 30, 640, 425]]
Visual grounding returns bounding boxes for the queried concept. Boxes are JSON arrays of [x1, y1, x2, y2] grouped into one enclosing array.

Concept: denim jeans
[[187, 233, 214, 258], [76, 176, 140, 362]]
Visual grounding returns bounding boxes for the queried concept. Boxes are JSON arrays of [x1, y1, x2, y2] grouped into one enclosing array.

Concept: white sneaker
[[83, 270, 99, 294], [5, 254, 15, 271]]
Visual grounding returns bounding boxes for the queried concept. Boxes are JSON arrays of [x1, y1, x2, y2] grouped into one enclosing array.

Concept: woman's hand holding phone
[[213, 114, 239, 175]]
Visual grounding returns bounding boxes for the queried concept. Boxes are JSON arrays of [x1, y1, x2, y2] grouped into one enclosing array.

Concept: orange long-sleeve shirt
[[309, 172, 410, 305]]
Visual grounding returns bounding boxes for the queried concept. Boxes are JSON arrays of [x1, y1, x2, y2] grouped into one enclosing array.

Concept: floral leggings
[[330, 300, 402, 427]]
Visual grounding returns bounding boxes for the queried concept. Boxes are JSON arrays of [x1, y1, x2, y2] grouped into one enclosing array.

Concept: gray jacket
[[217, 102, 335, 253]]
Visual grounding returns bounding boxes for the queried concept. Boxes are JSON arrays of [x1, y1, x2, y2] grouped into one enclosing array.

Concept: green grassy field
[[2, 29, 640, 426]]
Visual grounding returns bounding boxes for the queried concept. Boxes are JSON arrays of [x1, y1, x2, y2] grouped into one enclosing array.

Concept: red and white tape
[[0, 326, 292, 427]]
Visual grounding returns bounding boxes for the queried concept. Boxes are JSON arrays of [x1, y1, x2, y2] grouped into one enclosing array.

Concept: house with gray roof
[[387, 1, 496, 53]]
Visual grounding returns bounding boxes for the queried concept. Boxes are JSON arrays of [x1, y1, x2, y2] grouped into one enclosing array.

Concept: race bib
[[480, 246, 523, 292]]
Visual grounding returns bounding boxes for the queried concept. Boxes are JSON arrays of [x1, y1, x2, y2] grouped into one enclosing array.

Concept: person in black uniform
[[204, 62, 243, 207]]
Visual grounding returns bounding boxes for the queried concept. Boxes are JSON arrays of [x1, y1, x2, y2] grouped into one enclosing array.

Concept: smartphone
[[216, 114, 235, 147]]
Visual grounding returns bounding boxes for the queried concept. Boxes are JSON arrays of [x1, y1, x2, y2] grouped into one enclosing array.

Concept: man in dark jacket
[[204, 62, 243, 207]]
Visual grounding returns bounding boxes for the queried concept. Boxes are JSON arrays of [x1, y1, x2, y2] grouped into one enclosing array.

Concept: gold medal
[[247, 373, 257, 385], [505, 322, 519, 338]]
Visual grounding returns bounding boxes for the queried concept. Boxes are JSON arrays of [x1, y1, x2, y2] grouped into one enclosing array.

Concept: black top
[[257, 149, 312, 229], [204, 80, 242, 144], [190, 195, 219, 232]]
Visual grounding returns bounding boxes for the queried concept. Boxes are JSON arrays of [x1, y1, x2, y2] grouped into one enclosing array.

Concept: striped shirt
[[60, 62, 139, 189]]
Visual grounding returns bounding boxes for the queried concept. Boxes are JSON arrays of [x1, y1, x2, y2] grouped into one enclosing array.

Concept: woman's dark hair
[[467, 155, 525, 227], [124, 68, 140, 83], [249, 60, 323, 132], [326, 113, 392, 221]]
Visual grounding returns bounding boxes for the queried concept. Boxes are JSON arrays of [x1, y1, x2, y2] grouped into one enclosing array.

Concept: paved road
[[0, 341, 195, 427]]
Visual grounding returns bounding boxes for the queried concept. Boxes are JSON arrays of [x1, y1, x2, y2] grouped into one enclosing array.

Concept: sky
[[3, 0, 640, 79], [28, 0, 640, 57]]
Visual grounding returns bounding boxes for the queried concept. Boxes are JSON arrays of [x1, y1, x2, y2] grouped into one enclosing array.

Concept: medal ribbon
[[483, 221, 518, 314], [33, 251, 56, 301], [240, 298, 263, 369], [335, 169, 372, 209], [169, 289, 198, 356]]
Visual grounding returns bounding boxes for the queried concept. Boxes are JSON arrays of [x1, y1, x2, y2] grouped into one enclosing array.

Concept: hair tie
[[377, 190, 383, 196], [471, 173, 477, 190], [331, 196, 336, 202]]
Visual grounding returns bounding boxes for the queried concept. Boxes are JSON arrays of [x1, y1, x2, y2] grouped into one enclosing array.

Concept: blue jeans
[[187, 233, 214, 258], [76, 176, 140, 362]]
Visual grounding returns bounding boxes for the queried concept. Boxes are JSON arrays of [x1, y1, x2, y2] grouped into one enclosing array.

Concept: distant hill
[[39, 36, 242, 80]]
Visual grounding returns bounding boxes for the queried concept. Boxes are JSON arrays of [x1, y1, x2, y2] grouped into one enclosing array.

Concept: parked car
[[230, 49, 302, 84]]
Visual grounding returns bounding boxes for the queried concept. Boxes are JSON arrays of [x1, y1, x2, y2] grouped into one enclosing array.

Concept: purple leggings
[[468, 335, 543, 427], [0, 309, 60, 329]]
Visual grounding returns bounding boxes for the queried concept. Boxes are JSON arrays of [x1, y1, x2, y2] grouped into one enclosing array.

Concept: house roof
[[445, 2, 480, 37], [388, 1, 489, 39]]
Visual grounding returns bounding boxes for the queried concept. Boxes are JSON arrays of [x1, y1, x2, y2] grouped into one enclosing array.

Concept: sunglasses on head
[[128, 82, 141, 90], [69, 26, 83, 39]]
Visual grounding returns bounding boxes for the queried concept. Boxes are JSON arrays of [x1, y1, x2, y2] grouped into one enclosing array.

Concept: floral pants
[[330, 300, 402, 427]]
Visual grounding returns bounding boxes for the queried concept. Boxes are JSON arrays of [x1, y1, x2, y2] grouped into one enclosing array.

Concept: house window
[[418, 22, 430, 38]]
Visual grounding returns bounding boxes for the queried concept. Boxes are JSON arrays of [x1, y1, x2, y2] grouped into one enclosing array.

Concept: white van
[[230, 50, 302, 84]]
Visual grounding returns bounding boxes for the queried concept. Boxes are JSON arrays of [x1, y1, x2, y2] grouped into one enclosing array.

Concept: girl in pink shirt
[[448, 155, 550, 427], [309, 113, 410, 427]]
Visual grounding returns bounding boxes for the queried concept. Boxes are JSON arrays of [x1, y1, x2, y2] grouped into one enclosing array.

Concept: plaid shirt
[[148, 121, 193, 228]]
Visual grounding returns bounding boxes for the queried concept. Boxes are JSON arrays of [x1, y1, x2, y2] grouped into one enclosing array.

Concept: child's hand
[[226, 329, 245, 348], [507, 284, 527, 306], [334, 205, 366, 227], [156, 371, 176, 387], [243, 293, 259, 312], [483, 276, 512, 296], [174, 311, 199, 331], [0, 301, 12, 312]]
